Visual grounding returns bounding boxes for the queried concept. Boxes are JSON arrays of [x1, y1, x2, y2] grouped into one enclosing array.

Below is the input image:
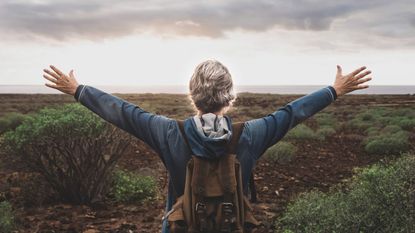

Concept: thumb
[[336, 65, 342, 76], [69, 69, 74, 78]]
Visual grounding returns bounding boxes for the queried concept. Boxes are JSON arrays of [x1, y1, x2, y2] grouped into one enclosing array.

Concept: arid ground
[[1, 92, 414, 233]]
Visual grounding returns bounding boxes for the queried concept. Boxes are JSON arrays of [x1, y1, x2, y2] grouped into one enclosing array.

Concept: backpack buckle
[[222, 202, 233, 215], [195, 202, 208, 231], [195, 202, 206, 213]]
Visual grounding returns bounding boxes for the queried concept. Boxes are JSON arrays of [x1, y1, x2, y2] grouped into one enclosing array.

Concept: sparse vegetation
[[0, 201, 14, 233], [316, 126, 336, 138], [286, 124, 321, 140], [349, 107, 415, 132], [112, 170, 157, 203], [314, 112, 338, 129], [363, 130, 410, 155], [264, 141, 297, 164], [277, 154, 415, 233], [347, 107, 414, 155]]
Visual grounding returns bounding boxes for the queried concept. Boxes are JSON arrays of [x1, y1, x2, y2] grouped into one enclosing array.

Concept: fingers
[[43, 68, 60, 79], [336, 65, 342, 75], [355, 70, 371, 79], [50, 65, 64, 76], [43, 74, 57, 84], [69, 69, 74, 78], [352, 84, 369, 90], [350, 66, 367, 76], [44, 83, 58, 89], [356, 76, 372, 85]]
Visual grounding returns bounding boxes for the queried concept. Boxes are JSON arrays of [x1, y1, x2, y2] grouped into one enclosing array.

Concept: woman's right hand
[[43, 65, 79, 96], [332, 65, 372, 97]]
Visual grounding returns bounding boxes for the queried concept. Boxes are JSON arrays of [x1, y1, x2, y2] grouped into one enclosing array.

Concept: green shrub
[[380, 125, 402, 134], [286, 124, 320, 140], [4, 104, 105, 150], [316, 126, 336, 138], [0, 112, 30, 134], [393, 118, 415, 131], [3, 104, 131, 204], [314, 112, 338, 129], [349, 107, 415, 132], [0, 201, 14, 233], [112, 170, 157, 203], [277, 154, 415, 233], [365, 126, 380, 137], [264, 142, 297, 164], [364, 131, 410, 155]]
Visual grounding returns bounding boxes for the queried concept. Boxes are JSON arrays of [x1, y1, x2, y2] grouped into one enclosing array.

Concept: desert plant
[[316, 126, 336, 138], [363, 130, 410, 155], [0, 201, 14, 233], [4, 103, 131, 204], [112, 170, 157, 203], [349, 107, 415, 132], [0, 112, 30, 134], [314, 112, 338, 129], [277, 154, 415, 233], [285, 124, 321, 141], [264, 141, 297, 164]]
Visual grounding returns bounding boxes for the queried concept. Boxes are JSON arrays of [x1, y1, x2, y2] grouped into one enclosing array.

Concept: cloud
[[0, 0, 414, 48]]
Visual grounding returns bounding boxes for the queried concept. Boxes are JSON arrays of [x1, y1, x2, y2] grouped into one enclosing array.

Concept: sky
[[0, 0, 414, 86]]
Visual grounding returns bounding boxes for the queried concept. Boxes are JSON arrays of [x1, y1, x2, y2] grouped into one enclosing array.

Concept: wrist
[[74, 85, 84, 101], [332, 85, 343, 97]]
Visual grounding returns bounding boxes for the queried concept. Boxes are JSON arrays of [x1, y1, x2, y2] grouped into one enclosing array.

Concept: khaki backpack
[[166, 121, 259, 233]]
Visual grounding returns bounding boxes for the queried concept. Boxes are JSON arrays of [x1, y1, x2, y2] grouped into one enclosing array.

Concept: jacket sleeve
[[74, 85, 173, 155], [244, 86, 337, 160]]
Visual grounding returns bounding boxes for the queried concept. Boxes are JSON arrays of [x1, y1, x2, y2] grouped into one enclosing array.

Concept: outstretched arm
[[42, 65, 173, 155], [245, 65, 372, 159]]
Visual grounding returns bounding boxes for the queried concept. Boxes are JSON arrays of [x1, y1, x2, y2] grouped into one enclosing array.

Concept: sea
[[0, 85, 414, 95]]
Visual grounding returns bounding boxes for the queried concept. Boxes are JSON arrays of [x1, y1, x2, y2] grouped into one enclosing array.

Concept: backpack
[[166, 121, 260, 233]]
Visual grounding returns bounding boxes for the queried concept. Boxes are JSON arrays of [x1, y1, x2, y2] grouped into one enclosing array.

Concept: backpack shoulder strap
[[227, 122, 245, 154], [177, 120, 189, 146]]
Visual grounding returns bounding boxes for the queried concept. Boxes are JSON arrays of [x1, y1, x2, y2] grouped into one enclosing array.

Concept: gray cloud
[[0, 0, 414, 48]]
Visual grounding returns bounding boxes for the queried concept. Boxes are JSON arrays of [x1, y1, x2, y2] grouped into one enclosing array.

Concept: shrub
[[392, 118, 415, 131], [264, 142, 297, 164], [286, 124, 320, 140], [348, 107, 415, 132], [316, 126, 336, 138], [314, 112, 338, 129], [363, 130, 410, 155], [3, 104, 131, 204], [0, 112, 30, 134], [112, 170, 157, 203], [277, 154, 415, 233], [365, 126, 380, 137], [0, 201, 14, 233]]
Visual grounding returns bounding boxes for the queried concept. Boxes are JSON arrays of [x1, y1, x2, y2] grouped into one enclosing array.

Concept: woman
[[42, 60, 372, 232]]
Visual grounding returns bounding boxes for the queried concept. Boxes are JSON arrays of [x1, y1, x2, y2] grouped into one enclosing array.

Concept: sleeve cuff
[[74, 85, 86, 102], [327, 86, 338, 101]]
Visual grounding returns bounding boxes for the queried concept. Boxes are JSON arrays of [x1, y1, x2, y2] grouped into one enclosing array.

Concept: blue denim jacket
[[74, 85, 337, 232]]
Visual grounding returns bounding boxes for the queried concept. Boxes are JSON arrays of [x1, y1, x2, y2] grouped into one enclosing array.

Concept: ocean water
[[0, 85, 414, 95]]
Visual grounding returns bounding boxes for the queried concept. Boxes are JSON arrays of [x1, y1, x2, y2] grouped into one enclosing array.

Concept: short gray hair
[[189, 60, 236, 113]]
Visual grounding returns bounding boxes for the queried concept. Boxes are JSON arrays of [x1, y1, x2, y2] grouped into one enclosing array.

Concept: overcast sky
[[0, 0, 414, 86]]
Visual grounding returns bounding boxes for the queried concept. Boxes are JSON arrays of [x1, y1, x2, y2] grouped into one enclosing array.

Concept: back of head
[[189, 60, 236, 114]]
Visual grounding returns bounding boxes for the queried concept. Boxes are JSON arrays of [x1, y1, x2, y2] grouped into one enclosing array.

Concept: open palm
[[333, 65, 372, 96]]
